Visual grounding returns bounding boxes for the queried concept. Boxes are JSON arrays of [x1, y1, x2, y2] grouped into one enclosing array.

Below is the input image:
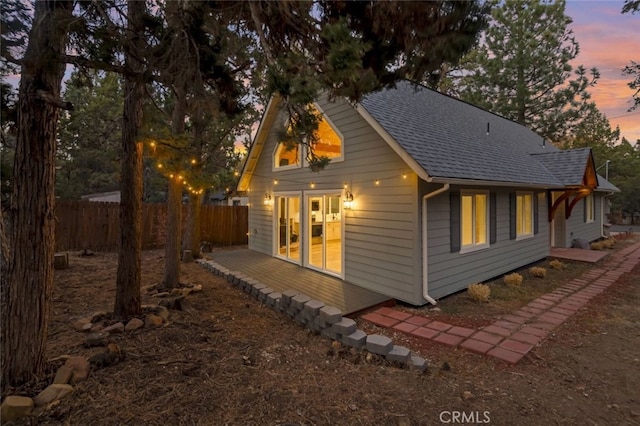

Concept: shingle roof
[[595, 174, 621, 192], [531, 148, 593, 186], [360, 81, 565, 186]]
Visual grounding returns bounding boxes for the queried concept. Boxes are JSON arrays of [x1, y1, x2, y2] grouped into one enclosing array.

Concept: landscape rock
[[64, 356, 90, 383], [143, 304, 169, 321], [90, 323, 105, 332], [33, 384, 74, 406], [53, 366, 73, 385], [1, 395, 34, 423], [89, 343, 124, 368], [159, 295, 185, 311], [125, 318, 144, 331], [89, 311, 108, 322], [190, 284, 203, 293], [84, 331, 110, 347], [145, 314, 163, 328], [102, 322, 124, 334], [72, 317, 92, 332]]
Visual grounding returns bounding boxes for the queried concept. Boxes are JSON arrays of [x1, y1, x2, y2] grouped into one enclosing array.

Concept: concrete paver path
[[361, 242, 640, 364]]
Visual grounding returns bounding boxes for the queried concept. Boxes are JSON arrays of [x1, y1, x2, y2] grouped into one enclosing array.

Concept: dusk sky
[[565, 0, 640, 143], [4, 1, 638, 144]]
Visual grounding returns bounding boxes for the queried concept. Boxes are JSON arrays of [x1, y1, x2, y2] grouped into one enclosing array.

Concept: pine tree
[[451, 0, 598, 143]]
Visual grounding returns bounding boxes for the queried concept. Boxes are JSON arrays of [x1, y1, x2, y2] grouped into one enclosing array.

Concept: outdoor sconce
[[343, 191, 354, 210], [264, 193, 272, 206]]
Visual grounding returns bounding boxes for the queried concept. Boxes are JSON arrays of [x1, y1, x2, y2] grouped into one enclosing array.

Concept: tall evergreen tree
[[450, 0, 598, 144], [56, 70, 123, 199], [1, 0, 74, 390]]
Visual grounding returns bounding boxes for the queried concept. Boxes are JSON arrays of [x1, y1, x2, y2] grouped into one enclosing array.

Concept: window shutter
[[490, 192, 497, 244], [450, 191, 460, 252], [583, 196, 587, 222], [509, 192, 516, 240], [534, 192, 539, 235]]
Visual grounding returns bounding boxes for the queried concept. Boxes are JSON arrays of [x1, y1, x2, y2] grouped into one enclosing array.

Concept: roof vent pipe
[[486, 122, 490, 135], [543, 138, 546, 148]]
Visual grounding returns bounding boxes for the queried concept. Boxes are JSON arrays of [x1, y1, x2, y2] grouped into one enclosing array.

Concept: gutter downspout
[[601, 192, 614, 238], [422, 183, 450, 305]]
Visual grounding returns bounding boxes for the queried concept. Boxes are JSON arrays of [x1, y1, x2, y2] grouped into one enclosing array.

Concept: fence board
[[54, 201, 248, 251]]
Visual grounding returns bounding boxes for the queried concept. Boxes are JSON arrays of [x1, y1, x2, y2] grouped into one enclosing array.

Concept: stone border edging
[[196, 259, 427, 372]]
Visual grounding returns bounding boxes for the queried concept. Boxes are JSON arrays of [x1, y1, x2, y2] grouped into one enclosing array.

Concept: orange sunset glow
[[566, 0, 640, 143]]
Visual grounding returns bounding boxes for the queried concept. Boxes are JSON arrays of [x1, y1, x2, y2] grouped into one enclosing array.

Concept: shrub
[[549, 259, 565, 270], [467, 283, 490, 303], [602, 238, 616, 249], [503, 272, 523, 287], [590, 241, 605, 250], [529, 266, 546, 278]]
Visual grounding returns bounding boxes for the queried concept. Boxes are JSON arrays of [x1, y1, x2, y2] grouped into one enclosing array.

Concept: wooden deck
[[549, 247, 609, 263], [205, 249, 391, 315]]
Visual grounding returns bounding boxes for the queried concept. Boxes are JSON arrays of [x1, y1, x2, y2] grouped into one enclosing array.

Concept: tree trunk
[[1, 0, 73, 390], [183, 192, 203, 258], [163, 177, 183, 288], [114, 0, 146, 318]]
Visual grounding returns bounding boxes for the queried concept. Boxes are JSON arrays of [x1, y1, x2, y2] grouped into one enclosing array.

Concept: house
[[237, 81, 619, 305], [80, 190, 121, 203]]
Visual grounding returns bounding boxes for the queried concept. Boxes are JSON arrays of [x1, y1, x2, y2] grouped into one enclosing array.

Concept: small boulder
[[159, 296, 185, 311], [72, 317, 93, 332], [90, 323, 105, 333], [125, 318, 144, 331], [84, 331, 110, 347], [145, 314, 163, 328], [52, 366, 73, 385], [1, 395, 34, 423], [190, 284, 203, 293], [33, 384, 74, 406], [64, 356, 90, 383], [102, 322, 124, 334]]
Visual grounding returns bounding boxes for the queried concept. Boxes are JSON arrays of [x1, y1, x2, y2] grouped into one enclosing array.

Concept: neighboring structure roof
[[595, 174, 621, 192], [359, 81, 564, 186], [531, 148, 595, 187]]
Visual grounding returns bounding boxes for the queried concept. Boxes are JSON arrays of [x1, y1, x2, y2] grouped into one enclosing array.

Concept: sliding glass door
[[276, 195, 300, 262], [307, 194, 342, 275]]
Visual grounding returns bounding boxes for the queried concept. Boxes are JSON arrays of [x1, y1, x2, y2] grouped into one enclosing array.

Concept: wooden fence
[[55, 201, 248, 251]]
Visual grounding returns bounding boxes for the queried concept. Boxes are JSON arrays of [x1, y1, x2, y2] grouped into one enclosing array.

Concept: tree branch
[[36, 90, 73, 110]]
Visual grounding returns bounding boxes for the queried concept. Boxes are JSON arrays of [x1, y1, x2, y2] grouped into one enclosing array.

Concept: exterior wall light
[[343, 191, 354, 210], [264, 193, 272, 206]]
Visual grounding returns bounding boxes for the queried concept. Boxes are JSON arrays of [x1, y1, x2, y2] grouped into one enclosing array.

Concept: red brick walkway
[[361, 242, 640, 364]]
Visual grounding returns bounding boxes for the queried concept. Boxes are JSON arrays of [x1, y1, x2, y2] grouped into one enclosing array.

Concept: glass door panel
[[309, 196, 324, 268], [276, 195, 300, 261], [307, 194, 342, 274]]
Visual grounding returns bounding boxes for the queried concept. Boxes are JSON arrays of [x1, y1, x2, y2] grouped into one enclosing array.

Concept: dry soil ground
[[4, 239, 640, 425]]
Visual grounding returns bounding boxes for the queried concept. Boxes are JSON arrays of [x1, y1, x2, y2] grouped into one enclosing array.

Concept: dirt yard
[[4, 239, 640, 425]]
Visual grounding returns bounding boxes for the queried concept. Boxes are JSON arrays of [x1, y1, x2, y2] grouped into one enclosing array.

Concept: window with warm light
[[516, 192, 534, 238], [585, 194, 595, 222], [274, 105, 343, 170], [461, 192, 489, 251], [274, 142, 300, 170], [306, 109, 343, 163]]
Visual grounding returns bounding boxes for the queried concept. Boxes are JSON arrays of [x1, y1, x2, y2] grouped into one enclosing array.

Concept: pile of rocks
[[1, 302, 175, 423], [197, 259, 427, 371]]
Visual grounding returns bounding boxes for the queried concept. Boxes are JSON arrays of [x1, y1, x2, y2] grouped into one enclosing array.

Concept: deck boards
[[206, 249, 391, 315]]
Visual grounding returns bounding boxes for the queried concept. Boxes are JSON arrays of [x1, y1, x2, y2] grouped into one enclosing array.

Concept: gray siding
[[423, 184, 550, 300], [563, 194, 603, 247], [246, 96, 423, 304]]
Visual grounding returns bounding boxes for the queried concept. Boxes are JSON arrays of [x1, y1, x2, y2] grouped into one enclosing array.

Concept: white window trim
[[303, 103, 345, 166], [459, 190, 490, 254], [515, 191, 534, 241], [272, 141, 302, 172], [585, 194, 595, 223]]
